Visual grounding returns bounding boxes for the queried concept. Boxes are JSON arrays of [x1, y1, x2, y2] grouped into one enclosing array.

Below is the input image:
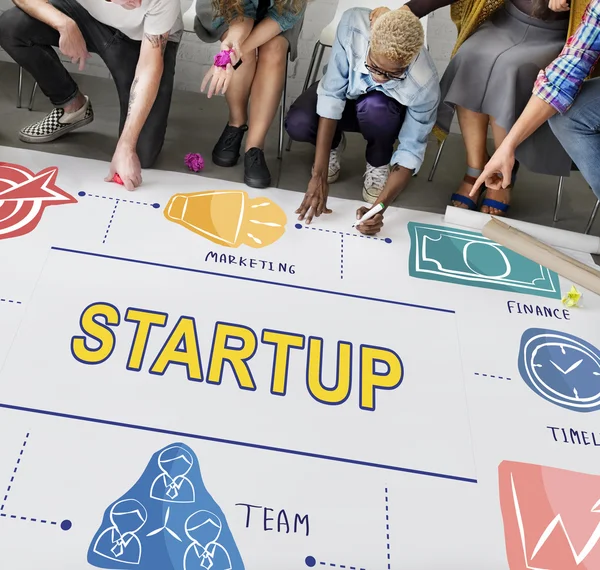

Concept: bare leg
[[481, 117, 511, 215], [221, 20, 256, 127], [451, 105, 490, 208], [245, 35, 288, 151]]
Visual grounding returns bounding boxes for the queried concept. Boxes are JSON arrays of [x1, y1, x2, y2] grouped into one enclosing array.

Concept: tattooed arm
[[118, 32, 169, 152], [107, 32, 169, 190]]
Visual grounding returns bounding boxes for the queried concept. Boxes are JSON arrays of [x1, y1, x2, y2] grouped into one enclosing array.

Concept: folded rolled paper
[[482, 218, 600, 296], [164, 190, 287, 248]]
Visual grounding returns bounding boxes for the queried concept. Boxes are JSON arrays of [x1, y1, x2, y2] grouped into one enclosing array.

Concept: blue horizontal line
[[49, 246, 454, 315], [0, 402, 476, 484]]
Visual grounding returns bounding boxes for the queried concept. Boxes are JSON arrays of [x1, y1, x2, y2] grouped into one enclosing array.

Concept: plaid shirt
[[533, 0, 600, 114]]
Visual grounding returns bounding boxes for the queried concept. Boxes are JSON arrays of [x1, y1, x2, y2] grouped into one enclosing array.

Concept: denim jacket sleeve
[[392, 78, 440, 172], [267, 1, 306, 32], [316, 10, 351, 120], [242, 0, 258, 19]]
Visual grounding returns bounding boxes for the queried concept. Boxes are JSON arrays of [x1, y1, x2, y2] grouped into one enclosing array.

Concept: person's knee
[[0, 8, 31, 50], [138, 144, 161, 169], [257, 36, 288, 66], [358, 94, 402, 132], [284, 106, 311, 141]]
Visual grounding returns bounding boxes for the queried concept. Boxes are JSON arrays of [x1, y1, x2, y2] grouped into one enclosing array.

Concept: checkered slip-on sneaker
[[19, 96, 94, 144]]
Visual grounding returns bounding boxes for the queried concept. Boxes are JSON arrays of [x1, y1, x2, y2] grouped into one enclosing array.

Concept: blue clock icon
[[518, 328, 600, 412]]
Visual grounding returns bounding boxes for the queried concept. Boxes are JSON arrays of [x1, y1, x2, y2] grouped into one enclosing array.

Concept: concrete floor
[[2, 61, 598, 237]]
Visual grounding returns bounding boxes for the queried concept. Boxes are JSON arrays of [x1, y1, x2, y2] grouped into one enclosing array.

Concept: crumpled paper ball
[[214, 49, 234, 68], [184, 153, 205, 173]]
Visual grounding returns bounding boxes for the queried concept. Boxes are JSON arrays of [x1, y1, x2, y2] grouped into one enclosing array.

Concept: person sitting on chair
[[195, 0, 307, 189], [284, 8, 439, 235], [0, 0, 183, 190]]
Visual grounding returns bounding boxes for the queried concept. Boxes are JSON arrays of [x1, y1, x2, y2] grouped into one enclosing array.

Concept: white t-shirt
[[75, 0, 183, 42]]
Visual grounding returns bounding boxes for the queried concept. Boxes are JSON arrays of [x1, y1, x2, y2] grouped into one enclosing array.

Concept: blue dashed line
[[78, 191, 160, 209], [295, 223, 392, 243], [474, 373, 512, 380], [305, 556, 364, 569], [0, 513, 59, 526], [102, 202, 119, 244], [340, 235, 344, 279], [1, 433, 29, 512], [0, 298, 21, 305], [385, 487, 391, 569]]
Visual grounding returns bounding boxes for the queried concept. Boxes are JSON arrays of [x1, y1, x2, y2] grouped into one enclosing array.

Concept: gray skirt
[[437, 0, 571, 176], [194, 0, 303, 61]]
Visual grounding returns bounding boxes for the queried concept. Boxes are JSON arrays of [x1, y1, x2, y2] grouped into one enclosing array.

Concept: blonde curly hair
[[212, 0, 306, 24], [371, 9, 424, 67]]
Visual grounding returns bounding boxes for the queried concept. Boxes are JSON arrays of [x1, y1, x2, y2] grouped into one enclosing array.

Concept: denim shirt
[[212, 0, 305, 33], [317, 8, 440, 172]]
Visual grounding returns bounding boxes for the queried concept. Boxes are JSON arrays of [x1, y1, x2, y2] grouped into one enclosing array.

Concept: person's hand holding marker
[[354, 202, 385, 235]]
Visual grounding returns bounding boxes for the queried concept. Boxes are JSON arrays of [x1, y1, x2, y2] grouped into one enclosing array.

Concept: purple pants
[[285, 82, 406, 167]]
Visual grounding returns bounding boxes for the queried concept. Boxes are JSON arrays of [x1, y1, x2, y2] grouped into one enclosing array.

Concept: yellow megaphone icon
[[164, 190, 287, 249]]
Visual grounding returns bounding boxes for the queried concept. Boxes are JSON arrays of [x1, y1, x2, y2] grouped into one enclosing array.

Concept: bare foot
[[451, 174, 483, 209], [480, 186, 511, 216]]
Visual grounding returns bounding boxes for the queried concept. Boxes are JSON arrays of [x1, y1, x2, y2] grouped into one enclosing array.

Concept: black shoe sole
[[244, 174, 271, 189], [212, 152, 239, 168]]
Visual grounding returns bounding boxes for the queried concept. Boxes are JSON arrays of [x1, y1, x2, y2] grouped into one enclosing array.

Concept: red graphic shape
[[0, 162, 76, 240], [499, 460, 600, 570]]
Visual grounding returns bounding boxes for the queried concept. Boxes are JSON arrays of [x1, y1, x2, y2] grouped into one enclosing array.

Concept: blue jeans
[[549, 78, 600, 201]]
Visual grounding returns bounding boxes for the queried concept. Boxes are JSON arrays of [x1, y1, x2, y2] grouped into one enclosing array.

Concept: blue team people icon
[[150, 445, 196, 503], [183, 510, 233, 570], [92, 499, 148, 565], [518, 328, 600, 412], [88, 442, 245, 570]]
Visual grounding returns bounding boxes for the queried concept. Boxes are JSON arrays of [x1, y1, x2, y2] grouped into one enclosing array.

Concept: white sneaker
[[327, 132, 346, 184], [362, 162, 389, 204]]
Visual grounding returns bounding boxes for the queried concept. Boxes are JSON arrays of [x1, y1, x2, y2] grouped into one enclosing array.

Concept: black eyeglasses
[[365, 47, 408, 81], [364, 62, 407, 81]]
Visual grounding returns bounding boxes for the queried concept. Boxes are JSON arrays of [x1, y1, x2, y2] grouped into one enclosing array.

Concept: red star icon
[[0, 162, 76, 240]]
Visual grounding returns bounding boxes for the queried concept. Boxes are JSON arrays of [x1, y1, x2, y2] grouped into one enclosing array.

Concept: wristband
[[233, 59, 243, 70]]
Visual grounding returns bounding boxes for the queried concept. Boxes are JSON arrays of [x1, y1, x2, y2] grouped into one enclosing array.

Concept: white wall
[[0, 0, 458, 116]]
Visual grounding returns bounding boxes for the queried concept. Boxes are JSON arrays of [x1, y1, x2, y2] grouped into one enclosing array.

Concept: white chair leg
[[28, 82, 38, 111], [584, 199, 599, 234], [286, 42, 323, 153], [278, 57, 289, 161], [428, 138, 446, 182], [17, 66, 23, 108], [553, 176, 565, 223]]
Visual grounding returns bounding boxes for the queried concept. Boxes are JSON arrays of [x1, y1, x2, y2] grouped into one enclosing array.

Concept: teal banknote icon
[[407, 222, 561, 299]]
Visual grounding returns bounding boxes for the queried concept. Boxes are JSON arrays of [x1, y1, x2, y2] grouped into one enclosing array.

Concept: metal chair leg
[[428, 138, 446, 182], [553, 176, 564, 223], [17, 66, 23, 108], [28, 82, 38, 111], [312, 43, 326, 85], [278, 57, 289, 161], [584, 199, 600, 234], [286, 42, 322, 153]]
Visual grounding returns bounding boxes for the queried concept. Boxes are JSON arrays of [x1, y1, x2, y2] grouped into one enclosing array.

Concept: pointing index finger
[[469, 173, 486, 197]]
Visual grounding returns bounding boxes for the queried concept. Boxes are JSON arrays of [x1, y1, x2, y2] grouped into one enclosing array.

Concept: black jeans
[[0, 0, 178, 168]]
